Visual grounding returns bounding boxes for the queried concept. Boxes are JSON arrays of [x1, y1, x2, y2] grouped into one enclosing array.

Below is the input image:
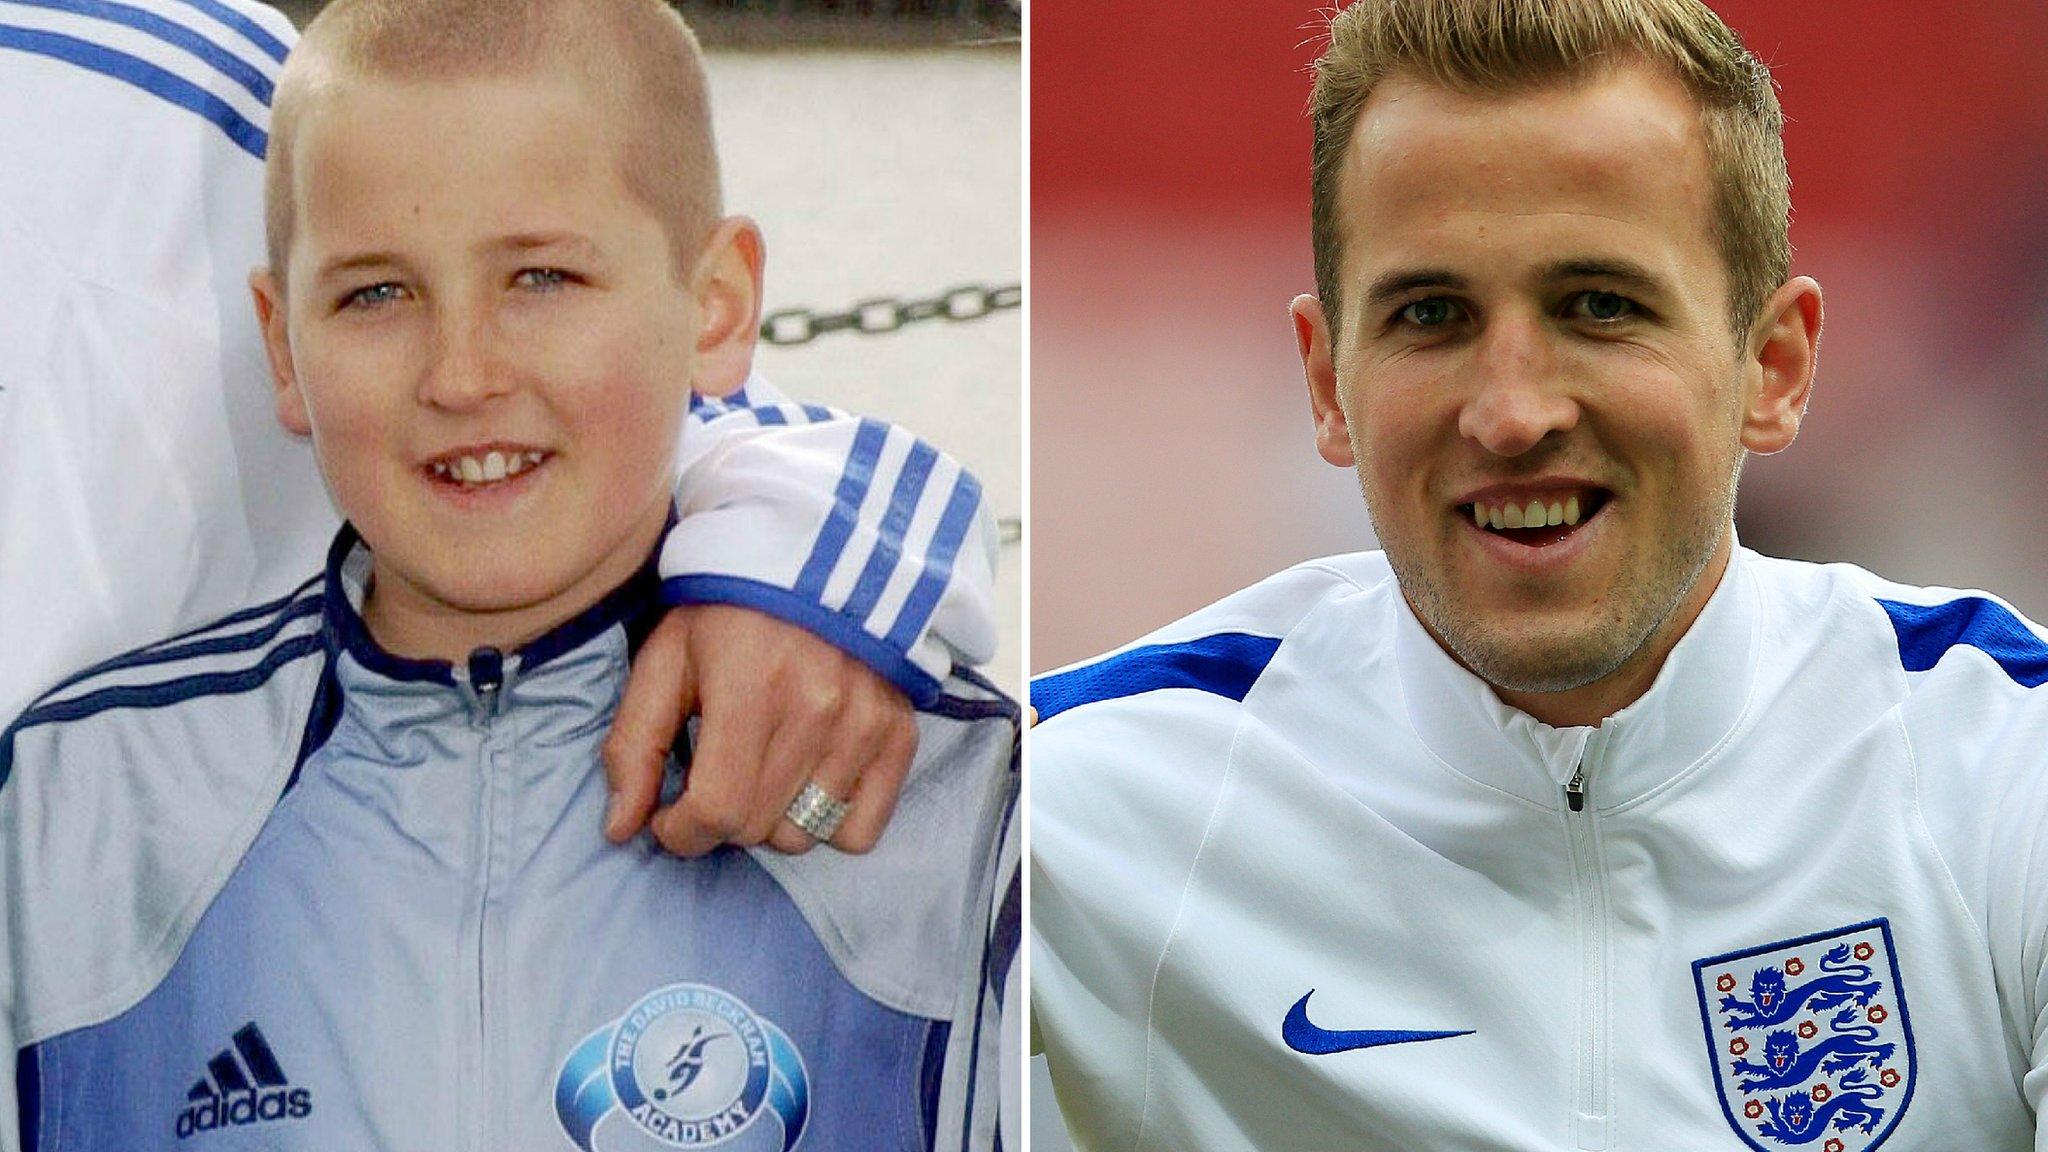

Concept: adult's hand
[[602, 604, 919, 856]]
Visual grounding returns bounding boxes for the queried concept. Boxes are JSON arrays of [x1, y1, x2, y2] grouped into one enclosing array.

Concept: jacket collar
[[316, 523, 666, 729], [1394, 542, 1763, 811]]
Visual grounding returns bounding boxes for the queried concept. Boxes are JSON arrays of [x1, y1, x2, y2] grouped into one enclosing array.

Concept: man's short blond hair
[[265, 0, 721, 282], [1309, 0, 1790, 337]]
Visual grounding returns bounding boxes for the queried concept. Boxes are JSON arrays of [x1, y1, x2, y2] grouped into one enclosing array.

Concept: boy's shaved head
[[265, 0, 721, 279]]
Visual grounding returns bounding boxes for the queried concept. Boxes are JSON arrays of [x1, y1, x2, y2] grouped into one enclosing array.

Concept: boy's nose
[[417, 309, 512, 410], [1457, 318, 1579, 457]]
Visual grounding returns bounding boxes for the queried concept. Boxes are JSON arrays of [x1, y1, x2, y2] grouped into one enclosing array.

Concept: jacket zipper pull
[[467, 646, 505, 718], [1565, 761, 1587, 813]]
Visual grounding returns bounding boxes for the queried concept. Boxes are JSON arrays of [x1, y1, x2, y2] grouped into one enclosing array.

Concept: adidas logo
[[174, 1022, 313, 1140]]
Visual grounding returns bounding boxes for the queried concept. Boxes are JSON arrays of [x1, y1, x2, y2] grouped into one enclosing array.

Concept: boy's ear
[[250, 269, 312, 438], [687, 216, 764, 399]]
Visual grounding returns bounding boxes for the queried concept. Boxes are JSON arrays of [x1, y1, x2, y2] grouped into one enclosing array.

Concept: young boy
[[0, 2, 1017, 1149]]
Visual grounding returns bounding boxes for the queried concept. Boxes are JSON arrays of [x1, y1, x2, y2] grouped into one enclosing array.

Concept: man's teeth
[[1472, 495, 1584, 530], [431, 450, 546, 486]]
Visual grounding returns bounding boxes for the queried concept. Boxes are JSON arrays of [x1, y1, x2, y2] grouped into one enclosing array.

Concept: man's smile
[[1456, 483, 1613, 551]]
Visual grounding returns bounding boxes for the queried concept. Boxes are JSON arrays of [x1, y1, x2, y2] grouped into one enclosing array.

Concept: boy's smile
[[423, 444, 551, 489], [255, 68, 719, 661], [419, 441, 556, 515]]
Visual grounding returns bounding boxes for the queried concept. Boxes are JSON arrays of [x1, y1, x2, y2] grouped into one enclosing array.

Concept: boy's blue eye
[[515, 267, 569, 291], [341, 282, 405, 310], [1570, 290, 1637, 322], [1398, 298, 1463, 328]]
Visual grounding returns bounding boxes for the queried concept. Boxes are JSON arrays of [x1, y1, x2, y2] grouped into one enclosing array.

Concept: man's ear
[[688, 216, 765, 399], [250, 268, 311, 438], [1293, 294, 1355, 468], [1740, 275, 1823, 456]]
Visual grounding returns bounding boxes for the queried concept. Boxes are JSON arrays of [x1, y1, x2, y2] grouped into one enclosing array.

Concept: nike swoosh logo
[[1282, 990, 1474, 1055]]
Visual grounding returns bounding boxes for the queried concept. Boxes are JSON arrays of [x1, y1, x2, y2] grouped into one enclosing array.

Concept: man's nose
[[1456, 317, 1578, 456], [417, 305, 511, 411]]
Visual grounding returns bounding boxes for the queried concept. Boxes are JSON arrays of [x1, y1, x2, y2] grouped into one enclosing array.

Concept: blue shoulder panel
[[1031, 631, 1284, 722], [1879, 597, 2048, 688]]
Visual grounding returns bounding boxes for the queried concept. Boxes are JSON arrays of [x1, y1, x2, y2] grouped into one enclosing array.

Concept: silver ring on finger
[[785, 780, 851, 842]]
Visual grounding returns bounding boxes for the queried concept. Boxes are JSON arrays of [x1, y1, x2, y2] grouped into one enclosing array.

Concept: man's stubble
[[1359, 426, 1745, 701]]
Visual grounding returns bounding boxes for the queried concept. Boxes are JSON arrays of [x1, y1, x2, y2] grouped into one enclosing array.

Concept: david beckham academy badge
[[553, 983, 810, 1152], [1693, 919, 1915, 1151]]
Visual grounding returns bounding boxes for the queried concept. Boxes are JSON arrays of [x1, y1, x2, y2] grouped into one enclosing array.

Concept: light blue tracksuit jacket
[[2, 529, 1018, 1152]]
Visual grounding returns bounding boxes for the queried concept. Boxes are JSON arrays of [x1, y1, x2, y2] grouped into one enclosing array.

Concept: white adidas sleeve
[[666, 378, 1000, 706]]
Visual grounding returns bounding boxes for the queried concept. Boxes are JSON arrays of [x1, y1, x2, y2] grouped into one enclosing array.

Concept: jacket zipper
[[462, 648, 506, 1152], [1564, 751, 1610, 1150]]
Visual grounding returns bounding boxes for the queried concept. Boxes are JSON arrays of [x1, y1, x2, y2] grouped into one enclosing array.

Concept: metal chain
[[755, 287, 1024, 546], [759, 283, 1021, 347]]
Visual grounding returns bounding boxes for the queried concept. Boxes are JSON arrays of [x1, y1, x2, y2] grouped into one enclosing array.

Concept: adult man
[[1031, 1, 2047, 1149]]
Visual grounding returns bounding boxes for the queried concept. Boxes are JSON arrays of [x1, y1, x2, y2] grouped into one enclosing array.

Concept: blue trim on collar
[[1879, 597, 2048, 688], [319, 523, 667, 686], [321, 527, 454, 685], [518, 556, 664, 671], [1031, 631, 1284, 722]]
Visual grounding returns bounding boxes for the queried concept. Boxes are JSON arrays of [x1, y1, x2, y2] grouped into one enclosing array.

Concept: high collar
[[316, 524, 666, 734], [1394, 544, 1763, 811]]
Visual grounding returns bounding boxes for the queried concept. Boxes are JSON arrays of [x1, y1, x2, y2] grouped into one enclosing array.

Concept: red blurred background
[[1031, 1, 2048, 673]]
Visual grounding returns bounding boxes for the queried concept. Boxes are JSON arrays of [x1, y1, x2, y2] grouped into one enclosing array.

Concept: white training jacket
[[0, 0, 997, 723], [1031, 546, 2047, 1152]]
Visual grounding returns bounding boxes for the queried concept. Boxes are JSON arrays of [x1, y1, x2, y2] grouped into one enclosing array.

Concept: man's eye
[[514, 267, 570, 291], [341, 282, 405, 310], [1398, 298, 1461, 327], [1570, 291, 1637, 322]]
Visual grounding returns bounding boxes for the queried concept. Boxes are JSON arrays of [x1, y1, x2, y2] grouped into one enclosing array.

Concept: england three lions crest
[[1693, 919, 1915, 1152]]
